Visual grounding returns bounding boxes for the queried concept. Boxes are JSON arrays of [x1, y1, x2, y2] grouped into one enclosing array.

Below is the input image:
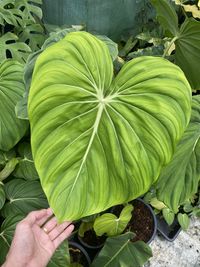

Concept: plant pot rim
[[78, 233, 106, 250], [69, 240, 91, 266]]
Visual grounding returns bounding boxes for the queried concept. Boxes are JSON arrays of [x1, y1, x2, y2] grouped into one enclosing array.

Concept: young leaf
[[156, 96, 200, 213], [177, 213, 190, 230], [28, 31, 191, 221], [91, 232, 152, 267], [0, 60, 29, 151], [1, 179, 48, 217], [0, 214, 24, 264], [162, 208, 175, 226], [150, 197, 166, 210], [0, 32, 31, 63], [93, 204, 133, 236], [78, 221, 94, 237]]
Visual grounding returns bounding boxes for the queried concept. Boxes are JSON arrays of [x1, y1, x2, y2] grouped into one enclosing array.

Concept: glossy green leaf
[[177, 213, 190, 230], [1, 179, 48, 217], [0, 60, 28, 151], [0, 183, 6, 209], [94, 204, 133, 236], [48, 240, 70, 267], [28, 31, 191, 221], [78, 221, 93, 238], [156, 96, 200, 213], [0, 33, 31, 63], [0, 214, 24, 264], [151, 0, 179, 36], [13, 142, 39, 180], [162, 208, 175, 226], [91, 232, 152, 267]]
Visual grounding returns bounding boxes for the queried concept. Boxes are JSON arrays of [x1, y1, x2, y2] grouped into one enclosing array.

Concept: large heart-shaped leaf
[[156, 95, 200, 213], [0, 214, 24, 264], [1, 178, 48, 217], [28, 31, 191, 221], [91, 232, 152, 267], [0, 60, 28, 151]]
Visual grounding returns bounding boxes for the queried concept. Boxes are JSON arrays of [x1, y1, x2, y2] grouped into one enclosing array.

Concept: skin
[[2, 208, 74, 267]]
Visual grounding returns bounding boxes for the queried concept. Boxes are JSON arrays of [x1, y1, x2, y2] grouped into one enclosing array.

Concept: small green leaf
[[183, 202, 194, 213], [1, 179, 48, 217], [150, 198, 166, 210], [91, 232, 152, 267], [162, 208, 175, 226], [94, 204, 133, 236], [191, 207, 200, 217], [0, 158, 19, 182], [177, 213, 190, 230]]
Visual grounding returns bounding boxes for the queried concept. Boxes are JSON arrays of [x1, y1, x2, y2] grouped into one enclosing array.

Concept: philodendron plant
[[28, 31, 192, 222]]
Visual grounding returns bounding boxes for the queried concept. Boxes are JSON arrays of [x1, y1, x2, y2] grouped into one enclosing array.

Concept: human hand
[[2, 208, 74, 267]]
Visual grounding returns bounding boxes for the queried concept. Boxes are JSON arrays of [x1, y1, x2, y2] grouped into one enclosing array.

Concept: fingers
[[48, 221, 72, 240], [23, 209, 52, 226], [53, 224, 74, 250], [37, 208, 54, 226], [41, 216, 57, 233]]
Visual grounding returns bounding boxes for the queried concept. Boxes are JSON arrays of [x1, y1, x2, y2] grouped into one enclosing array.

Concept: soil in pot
[[112, 199, 155, 243], [69, 242, 91, 267]]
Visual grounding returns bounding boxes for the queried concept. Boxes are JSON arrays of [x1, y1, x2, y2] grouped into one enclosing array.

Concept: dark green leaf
[[1, 179, 48, 217], [48, 240, 70, 267], [0, 214, 24, 264], [151, 0, 179, 36], [91, 232, 152, 267], [0, 183, 6, 209], [13, 142, 39, 180]]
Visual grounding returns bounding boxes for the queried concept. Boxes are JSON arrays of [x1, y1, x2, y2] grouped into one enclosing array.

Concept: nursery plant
[[28, 31, 191, 222]]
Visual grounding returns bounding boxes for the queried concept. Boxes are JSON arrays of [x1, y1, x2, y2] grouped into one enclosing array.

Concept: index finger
[[24, 208, 53, 225]]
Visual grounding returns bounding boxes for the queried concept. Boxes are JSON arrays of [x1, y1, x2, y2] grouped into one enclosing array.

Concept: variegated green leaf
[[156, 96, 200, 213], [28, 31, 191, 221], [0, 60, 28, 151], [94, 204, 133, 236]]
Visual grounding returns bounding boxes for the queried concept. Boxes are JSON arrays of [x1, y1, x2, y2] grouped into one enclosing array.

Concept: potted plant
[[69, 241, 91, 267]]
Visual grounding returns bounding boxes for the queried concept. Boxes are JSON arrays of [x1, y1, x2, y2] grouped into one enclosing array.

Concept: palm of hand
[[5, 209, 74, 267]]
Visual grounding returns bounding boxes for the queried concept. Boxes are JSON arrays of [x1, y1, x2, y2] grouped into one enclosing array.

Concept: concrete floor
[[145, 217, 200, 267]]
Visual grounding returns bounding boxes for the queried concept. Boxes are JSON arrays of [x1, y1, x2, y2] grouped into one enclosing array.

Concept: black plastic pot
[[69, 241, 91, 267], [156, 214, 181, 241], [129, 198, 157, 244]]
